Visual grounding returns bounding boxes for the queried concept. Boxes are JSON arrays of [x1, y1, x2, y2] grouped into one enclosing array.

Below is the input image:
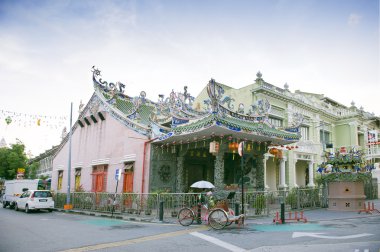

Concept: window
[[91, 165, 108, 192], [75, 168, 81, 191], [268, 117, 283, 127], [57, 171, 63, 190], [33, 191, 52, 198], [300, 126, 309, 140], [320, 130, 330, 145]]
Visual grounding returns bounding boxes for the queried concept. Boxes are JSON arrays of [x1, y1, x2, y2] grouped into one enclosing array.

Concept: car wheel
[[48, 209, 53, 212], [2, 202, 7, 208], [15, 203, 19, 211], [25, 204, 30, 213]]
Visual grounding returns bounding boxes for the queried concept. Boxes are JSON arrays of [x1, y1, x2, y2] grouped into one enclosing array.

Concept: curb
[[55, 207, 380, 226]]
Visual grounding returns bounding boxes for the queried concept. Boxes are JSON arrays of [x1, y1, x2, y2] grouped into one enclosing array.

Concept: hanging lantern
[[234, 142, 239, 150], [209, 141, 220, 155], [228, 142, 233, 151], [269, 148, 278, 156], [277, 149, 283, 159], [171, 145, 176, 154], [246, 143, 252, 152]]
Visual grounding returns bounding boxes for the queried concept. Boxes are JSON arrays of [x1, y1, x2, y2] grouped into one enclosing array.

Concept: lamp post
[[65, 102, 73, 209], [238, 141, 245, 223]]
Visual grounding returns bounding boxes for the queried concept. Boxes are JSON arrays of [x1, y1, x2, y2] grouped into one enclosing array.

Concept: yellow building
[[194, 72, 380, 191]]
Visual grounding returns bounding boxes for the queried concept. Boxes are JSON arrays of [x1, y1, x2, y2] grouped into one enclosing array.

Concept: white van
[[2, 179, 40, 209]]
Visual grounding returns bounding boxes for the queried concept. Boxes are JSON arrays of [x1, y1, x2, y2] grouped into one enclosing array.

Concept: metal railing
[[54, 187, 327, 219]]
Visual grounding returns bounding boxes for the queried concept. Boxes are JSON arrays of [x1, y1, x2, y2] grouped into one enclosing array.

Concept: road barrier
[[358, 201, 380, 214]]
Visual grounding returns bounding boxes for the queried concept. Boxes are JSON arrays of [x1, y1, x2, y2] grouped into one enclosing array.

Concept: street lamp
[[65, 102, 73, 210]]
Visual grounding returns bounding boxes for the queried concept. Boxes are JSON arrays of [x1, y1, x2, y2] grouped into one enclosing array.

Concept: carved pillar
[[176, 157, 185, 192], [255, 154, 264, 190], [214, 153, 224, 190], [308, 161, 315, 187], [279, 158, 287, 188]]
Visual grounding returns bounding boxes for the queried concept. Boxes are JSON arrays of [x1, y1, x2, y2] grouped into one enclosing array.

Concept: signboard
[[115, 168, 122, 181], [17, 168, 25, 174], [238, 142, 244, 157]]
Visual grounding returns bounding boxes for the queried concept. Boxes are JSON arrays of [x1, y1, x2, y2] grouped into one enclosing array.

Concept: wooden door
[[123, 171, 133, 192], [123, 171, 133, 207], [95, 174, 104, 192]]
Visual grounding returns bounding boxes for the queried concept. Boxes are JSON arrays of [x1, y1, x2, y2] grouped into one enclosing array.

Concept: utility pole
[[66, 102, 73, 208]]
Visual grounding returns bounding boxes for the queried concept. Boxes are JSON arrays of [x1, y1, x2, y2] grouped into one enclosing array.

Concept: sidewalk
[[57, 199, 380, 225], [248, 199, 380, 225]]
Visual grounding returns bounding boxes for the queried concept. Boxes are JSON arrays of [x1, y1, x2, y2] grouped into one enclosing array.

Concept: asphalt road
[[1, 204, 379, 252]]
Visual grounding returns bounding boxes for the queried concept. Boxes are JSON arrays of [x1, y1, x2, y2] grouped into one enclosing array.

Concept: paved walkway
[[57, 199, 380, 225]]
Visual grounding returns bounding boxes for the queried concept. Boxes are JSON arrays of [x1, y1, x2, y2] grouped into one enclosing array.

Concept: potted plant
[[253, 193, 266, 215], [144, 194, 156, 215]]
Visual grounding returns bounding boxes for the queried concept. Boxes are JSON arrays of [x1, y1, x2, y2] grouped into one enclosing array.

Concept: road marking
[[292, 232, 373, 239], [190, 232, 246, 252], [59, 226, 209, 252]]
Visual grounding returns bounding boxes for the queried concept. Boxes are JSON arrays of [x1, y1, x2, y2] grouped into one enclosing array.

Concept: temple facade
[[50, 68, 380, 194]]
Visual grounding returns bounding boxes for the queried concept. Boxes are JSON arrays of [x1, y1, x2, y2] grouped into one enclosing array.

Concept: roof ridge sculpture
[[91, 67, 300, 144]]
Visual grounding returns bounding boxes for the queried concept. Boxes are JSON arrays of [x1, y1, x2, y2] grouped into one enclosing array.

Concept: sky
[[0, 0, 379, 157]]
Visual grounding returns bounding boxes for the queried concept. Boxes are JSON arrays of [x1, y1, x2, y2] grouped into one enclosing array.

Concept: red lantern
[[234, 142, 239, 150]]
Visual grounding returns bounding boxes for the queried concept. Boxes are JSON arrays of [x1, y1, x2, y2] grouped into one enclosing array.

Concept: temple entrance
[[224, 153, 242, 185], [224, 153, 257, 189], [184, 148, 215, 190]]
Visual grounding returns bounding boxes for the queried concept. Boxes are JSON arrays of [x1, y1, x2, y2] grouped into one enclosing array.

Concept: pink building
[[52, 68, 154, 194]]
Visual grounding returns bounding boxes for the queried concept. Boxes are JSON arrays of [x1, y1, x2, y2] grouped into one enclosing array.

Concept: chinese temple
[[84, 67, 300, 193]]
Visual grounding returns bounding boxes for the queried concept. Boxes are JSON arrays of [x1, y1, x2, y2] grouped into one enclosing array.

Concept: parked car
[[15, 190, 54, 213]]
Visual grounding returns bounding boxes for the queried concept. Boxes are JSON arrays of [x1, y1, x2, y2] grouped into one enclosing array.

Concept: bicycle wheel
[[208, 208, 228, 230], [178, 207, 194, 226], [225, 208, 234, 226]]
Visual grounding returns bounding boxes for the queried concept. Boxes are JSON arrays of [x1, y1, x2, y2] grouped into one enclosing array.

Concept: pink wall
[[52, 106, 151, 194]]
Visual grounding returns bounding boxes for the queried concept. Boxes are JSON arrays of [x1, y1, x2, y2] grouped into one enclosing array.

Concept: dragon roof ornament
[[90, 67, 300, 143]]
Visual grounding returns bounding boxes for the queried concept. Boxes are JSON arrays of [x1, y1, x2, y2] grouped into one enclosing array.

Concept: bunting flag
[[0, 109, 67, 129]]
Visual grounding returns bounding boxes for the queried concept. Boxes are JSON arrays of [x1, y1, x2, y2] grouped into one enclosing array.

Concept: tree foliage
[[0, 141, 27, 180]]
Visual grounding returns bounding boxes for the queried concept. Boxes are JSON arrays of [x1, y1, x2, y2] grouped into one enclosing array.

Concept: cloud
[[348, 13, 361, 26]]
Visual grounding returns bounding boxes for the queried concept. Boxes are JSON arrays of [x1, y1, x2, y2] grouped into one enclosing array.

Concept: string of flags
[[0, 109, 67, 129]]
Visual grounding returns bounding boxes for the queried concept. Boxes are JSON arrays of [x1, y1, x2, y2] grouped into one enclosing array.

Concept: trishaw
[[178, 191, 245, 230]]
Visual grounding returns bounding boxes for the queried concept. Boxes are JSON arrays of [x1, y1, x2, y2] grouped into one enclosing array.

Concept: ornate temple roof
[[91, 67, 300, 146]]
